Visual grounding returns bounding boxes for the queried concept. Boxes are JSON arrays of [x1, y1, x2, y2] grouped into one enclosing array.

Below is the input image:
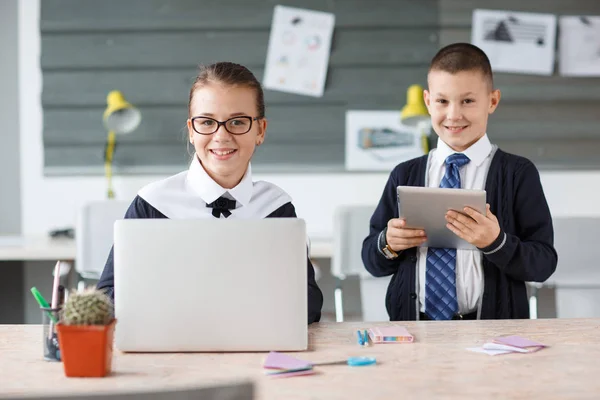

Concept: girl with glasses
[[97, 62, 323, 324]]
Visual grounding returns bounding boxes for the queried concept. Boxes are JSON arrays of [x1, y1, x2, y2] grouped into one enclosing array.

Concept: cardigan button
[[410, 256, 417, 262], [410, 293, 417, 299]]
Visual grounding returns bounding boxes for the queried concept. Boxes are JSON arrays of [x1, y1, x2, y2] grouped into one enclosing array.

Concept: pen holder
[[41, 306, 61, 362]]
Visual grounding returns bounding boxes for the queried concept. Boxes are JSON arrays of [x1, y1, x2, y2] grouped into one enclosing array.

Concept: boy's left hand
[[445, 204, 500, 249]]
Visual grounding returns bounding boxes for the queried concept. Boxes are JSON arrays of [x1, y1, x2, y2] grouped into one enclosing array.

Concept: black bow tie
[[206, 196, 237, 218]]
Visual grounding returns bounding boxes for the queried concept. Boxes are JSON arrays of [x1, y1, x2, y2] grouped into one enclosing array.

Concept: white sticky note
[[466, 346, 514, 356]]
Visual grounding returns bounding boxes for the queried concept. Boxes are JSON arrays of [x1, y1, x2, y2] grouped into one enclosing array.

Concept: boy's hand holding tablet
[[445, 203, 501, 249], [385, 218, 428, 252]]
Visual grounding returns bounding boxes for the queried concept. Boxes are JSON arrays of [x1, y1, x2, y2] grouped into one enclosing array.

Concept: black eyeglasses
[[190, 116, 262, 135]]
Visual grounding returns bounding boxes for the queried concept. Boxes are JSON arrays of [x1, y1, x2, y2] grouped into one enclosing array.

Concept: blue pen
[[356, 330, 364, 346], [363, 329, 369, 346]]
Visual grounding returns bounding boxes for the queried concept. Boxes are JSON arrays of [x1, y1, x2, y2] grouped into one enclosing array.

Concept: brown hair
[[428, 43, 494, 88], [188, 62, 265, 118]]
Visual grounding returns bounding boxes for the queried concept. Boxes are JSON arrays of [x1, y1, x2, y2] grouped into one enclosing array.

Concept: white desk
[[0, 235, 333, 262], [0, 236, 76, 261], [309, 237, 333, 259], [0, 236, 76, 323], [0, 235, 332, 324]]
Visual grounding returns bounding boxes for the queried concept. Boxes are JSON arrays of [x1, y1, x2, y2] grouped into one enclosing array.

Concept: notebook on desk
[[368, 326, 414, 343], [113, 218, 308, 352]]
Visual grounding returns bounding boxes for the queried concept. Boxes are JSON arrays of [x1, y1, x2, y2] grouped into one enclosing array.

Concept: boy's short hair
[[428, 43, 494, 89]]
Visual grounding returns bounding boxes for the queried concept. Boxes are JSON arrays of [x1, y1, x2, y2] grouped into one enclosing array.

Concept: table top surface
[[0, 235, 332, 261], [1, 318, 599, 399], [0, 236, 76, 261]]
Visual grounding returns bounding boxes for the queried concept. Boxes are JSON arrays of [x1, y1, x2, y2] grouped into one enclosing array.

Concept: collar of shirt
[[185, 156, 253, 207], [432, 134, 493, 169]]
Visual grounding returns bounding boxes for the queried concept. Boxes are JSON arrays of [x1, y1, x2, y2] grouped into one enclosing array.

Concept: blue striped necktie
[[425, 153, 471, 320]]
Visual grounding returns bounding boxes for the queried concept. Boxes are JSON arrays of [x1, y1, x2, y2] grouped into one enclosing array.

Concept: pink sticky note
[[494, 335, 546, 349], [263, 351, 312, 370]]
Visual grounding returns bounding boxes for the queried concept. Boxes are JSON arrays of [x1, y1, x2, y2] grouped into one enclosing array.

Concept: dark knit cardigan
[[362, 149, 557, 320]]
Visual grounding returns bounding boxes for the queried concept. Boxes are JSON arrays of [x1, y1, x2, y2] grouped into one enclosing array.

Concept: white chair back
[[332, 205, 391, 321], [332, 205, 376, 279], [76, 200, 130, 281], [547, 216, 600, 318]]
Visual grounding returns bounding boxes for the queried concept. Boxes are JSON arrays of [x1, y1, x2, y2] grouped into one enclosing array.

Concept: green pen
[[30, 287, 58, 324]]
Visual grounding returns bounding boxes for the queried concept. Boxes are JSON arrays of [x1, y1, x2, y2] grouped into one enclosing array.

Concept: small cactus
[[61, 289, 114, 326]]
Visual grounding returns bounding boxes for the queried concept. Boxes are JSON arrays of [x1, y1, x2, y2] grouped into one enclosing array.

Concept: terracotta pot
[[56, 319, 116, 377]]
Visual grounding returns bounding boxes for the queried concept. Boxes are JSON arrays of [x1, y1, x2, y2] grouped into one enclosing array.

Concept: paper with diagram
[[471, 9, 557, 76], [345, 110, 425, 171], [559, 16, 600, 77], [263, 5, 335, 97]]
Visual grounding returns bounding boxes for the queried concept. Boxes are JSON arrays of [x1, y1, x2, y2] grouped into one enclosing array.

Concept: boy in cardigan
[[361, 43, 557, 321]]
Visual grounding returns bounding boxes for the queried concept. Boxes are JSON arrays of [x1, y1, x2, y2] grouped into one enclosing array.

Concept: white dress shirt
[[138, 156, 292, 219], [418, 134, 496, 315]]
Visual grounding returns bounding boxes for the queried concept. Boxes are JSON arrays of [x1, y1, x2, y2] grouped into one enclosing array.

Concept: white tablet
[[396, 186, 487, 250]]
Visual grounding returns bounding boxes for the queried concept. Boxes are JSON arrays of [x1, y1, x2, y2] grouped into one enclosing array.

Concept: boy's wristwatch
[[379, 228, 399, 260]]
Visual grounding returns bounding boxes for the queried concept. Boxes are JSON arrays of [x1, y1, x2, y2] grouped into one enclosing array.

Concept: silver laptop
[[113, 218, 307, 352]]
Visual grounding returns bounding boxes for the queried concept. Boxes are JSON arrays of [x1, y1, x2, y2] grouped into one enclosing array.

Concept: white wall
[[1, 0, 25, 324], [2, 0, 21, 235], [19, 0, 600, 241]]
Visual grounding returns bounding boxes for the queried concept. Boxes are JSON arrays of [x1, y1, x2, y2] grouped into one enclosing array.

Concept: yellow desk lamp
[[400, 84, 430, 153], [103, 90, 141, 199]]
